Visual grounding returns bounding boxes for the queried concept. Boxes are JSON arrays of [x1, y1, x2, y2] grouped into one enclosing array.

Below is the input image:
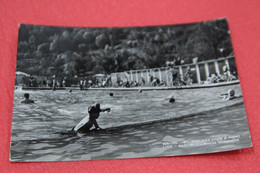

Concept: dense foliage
[[16, 19, 233, 77]]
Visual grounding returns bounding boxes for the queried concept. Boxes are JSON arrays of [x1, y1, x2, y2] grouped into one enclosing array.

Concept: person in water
[[73, 103, 110, 133], [220, 89, 241, 101], [168, 95, 175, 103], [21, 93, 34, 104]]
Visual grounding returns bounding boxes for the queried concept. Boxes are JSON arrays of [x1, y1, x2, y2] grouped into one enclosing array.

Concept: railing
[[111, 56, 237, 87]]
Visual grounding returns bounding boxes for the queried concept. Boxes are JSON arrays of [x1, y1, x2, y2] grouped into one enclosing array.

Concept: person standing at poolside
[[62, 78, 66, 87], [79, 80, 83, 90], [52, 76, 56, 90], [149, 74, 154, 86], [141, 77, 145, 86], [168, 68, 179, 86], [72, 103, 111, 133], [184, 67, 193, 85]]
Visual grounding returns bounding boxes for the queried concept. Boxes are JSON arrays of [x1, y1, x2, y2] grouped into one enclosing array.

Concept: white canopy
[[93, 74, 106, 77], [15, 71, 30, 76]]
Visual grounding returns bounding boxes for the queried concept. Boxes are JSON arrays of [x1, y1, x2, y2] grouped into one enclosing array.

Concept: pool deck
[[21, 80, 240, 91]]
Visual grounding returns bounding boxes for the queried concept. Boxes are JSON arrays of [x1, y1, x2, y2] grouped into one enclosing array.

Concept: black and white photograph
[[11, 18, 252, 162]]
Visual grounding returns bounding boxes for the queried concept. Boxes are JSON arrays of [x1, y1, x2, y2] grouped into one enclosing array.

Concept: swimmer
[[21, 93, 34, 104], [220, 89, 241, 101], [109, 93, 114, 96], [72, 103, 111, 133], [168, 94, 175, 103]]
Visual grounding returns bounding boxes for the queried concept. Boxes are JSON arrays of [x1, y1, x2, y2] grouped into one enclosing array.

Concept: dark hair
[[96, 103, 100, 109], [24, 93, 30, 99]]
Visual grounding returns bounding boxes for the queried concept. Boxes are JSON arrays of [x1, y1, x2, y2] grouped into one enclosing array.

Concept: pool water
[[10, 84, 251, 161]]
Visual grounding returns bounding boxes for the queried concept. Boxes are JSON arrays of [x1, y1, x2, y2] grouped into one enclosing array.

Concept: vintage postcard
[[10, 18, 252, 162]]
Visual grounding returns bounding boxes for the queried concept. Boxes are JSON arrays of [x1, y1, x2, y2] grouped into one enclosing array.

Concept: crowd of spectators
[[17, 64, 237, 89]]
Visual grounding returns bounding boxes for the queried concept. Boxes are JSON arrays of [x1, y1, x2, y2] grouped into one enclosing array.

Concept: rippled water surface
[[10, 84, 251, 161]]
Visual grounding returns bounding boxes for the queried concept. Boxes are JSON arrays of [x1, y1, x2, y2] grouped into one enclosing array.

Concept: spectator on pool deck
[[88, 79, 93, 87], [151, 77, 157, 86], [62, 78, 66, 87], [133, 81, 139, 87], [151, 77, 160, 86], [228, 73, 237, 81], [175, 57, 181, 66], [183, 67, 193, 85], [218, 65, 229, 82], [79, 80, 82, 90], [141, 77, 145, 86], [168, 67, 181, 86], [149, 74, 154, 86], [205, 73, 219, 84], [125, 81, 130, 88], [52, 78, 56, 90], [83, 78, 87, 88], [47, 79, 51, 87], [21, 93, 34, 104]]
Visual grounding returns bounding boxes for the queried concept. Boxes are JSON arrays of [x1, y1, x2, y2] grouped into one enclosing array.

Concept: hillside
[[16, 18, 233, 77]]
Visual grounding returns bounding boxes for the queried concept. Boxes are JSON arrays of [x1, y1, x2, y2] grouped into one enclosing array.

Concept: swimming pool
[[10, 84, 251, 161]]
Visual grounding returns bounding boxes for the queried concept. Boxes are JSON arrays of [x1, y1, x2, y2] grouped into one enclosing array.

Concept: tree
[[95, 34, 110, 49]]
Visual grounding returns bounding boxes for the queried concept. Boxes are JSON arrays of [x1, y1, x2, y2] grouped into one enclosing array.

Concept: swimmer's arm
[[219, 95, 228, 101], [101, 108, 111, 112], [221, 95, 242, 101], [220, 93, 228, 97]]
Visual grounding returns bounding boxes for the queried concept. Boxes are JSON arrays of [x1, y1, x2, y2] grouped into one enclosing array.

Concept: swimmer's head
[[168, 94, 174, 99], [24, 93, 30, 99], [95, 103, 100, 109], [228, 89, 235, 96], [168, 94, 175, 103]]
